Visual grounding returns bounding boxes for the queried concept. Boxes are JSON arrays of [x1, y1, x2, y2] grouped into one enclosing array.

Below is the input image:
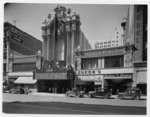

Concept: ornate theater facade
[[34, 5, 91, 93], [34, 5, 147, 94]]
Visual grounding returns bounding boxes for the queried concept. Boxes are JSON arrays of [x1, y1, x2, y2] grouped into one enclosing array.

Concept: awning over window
[[137, 71, 147, 84], [14, 77, 37, 84]]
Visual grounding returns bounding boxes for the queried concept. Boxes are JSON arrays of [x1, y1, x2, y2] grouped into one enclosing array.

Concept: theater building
[[75, 5, 147, 94], [3, 22, 42, 90], [34, 5, 91, 93]]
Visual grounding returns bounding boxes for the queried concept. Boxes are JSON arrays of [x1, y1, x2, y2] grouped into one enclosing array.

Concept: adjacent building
[[95, 28, 124, 49], [3, 22, 42, 89], [75, 5, 147, 94]]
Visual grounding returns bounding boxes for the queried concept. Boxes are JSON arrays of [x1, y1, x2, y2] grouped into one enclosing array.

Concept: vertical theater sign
[[134, 6, 143, 62]]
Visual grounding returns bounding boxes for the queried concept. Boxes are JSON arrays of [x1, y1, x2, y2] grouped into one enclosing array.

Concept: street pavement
[[2, 93, 147, 114], [3, 101, 146, 114], [3, 93, 147, 107]]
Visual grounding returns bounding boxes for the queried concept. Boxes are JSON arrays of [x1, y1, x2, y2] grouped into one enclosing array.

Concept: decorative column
[[65, 21, 71, 65], [41, 19, 48, 60], [71, 23, 75, 66], [71, 11, 81, 67], [47, 28, 50, 60], [98, 58, 102, 69], [101, 58, 105, 68]]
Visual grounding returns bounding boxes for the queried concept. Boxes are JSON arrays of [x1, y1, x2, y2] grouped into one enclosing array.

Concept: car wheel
[[89, 94, 93, 98], [134, 96, 140, 100], [118, 95, 123, 99], [104, 95, 109, 99], [65, 93, 69, 97], [77, 94, 81, 98]]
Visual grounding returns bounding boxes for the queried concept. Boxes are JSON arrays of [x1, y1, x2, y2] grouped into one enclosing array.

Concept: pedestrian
[[116, 89, 119, 94], [110, 88, 113, 94]]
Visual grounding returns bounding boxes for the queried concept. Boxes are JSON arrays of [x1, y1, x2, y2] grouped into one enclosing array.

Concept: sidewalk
[[3, 93, 146, 107], [29, 92, 147, 100], [29, 92, 65, 97]]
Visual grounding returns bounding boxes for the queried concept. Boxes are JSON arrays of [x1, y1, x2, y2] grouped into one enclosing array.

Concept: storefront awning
[[14, 77, 37, 84]]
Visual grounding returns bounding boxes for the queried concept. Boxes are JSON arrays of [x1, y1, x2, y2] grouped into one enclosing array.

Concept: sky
[[4, 3, 128, 48]]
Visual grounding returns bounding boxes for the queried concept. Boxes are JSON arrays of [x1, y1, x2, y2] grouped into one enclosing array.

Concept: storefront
[[134, 62, 147, 95], [76, 68, 134, 94], [8, 72, 37, 92], [76, 69, 104, 93]]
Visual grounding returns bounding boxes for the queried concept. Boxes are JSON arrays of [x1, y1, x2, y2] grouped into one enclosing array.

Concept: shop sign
[[77, 75, 103, 82], [104, 74, 132, 79], [81, 76, 95, 81], [134, 6, 143, 62], [76, 70, 101, 75], [94, 81, 102, 85]]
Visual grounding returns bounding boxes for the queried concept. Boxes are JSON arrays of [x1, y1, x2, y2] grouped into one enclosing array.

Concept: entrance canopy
[[14, 77, 37, 84], [35, 73, 68, 80]]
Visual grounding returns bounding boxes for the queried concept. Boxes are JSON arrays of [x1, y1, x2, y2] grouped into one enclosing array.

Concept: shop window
[[4, 52, 7, 59], [104, 56, 124, 68], [4, 41, 7, 48], [82, 58, 98, 69], [3, 63, 7, 72]]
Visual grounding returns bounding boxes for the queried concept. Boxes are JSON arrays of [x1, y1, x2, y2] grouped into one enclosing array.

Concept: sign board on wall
[[104, 74, 132, 79], [77, 75, 103, 82], [76, 69, 101, 75], [11, 27, 23, 43], [82, 48, 124, 58], [134, 6, 143, 62]]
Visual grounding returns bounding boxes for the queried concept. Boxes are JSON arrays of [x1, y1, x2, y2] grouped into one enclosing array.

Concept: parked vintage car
[[65, 88, 85, 97], [88, 88, 112, 99], [117, 87, 141, 100], [9, 87, 19, 94], [3, 85, 9, 93], [9, 86, 25, 94]]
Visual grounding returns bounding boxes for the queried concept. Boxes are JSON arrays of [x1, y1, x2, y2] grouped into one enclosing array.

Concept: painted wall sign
[[11, 27, 23, 43]]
